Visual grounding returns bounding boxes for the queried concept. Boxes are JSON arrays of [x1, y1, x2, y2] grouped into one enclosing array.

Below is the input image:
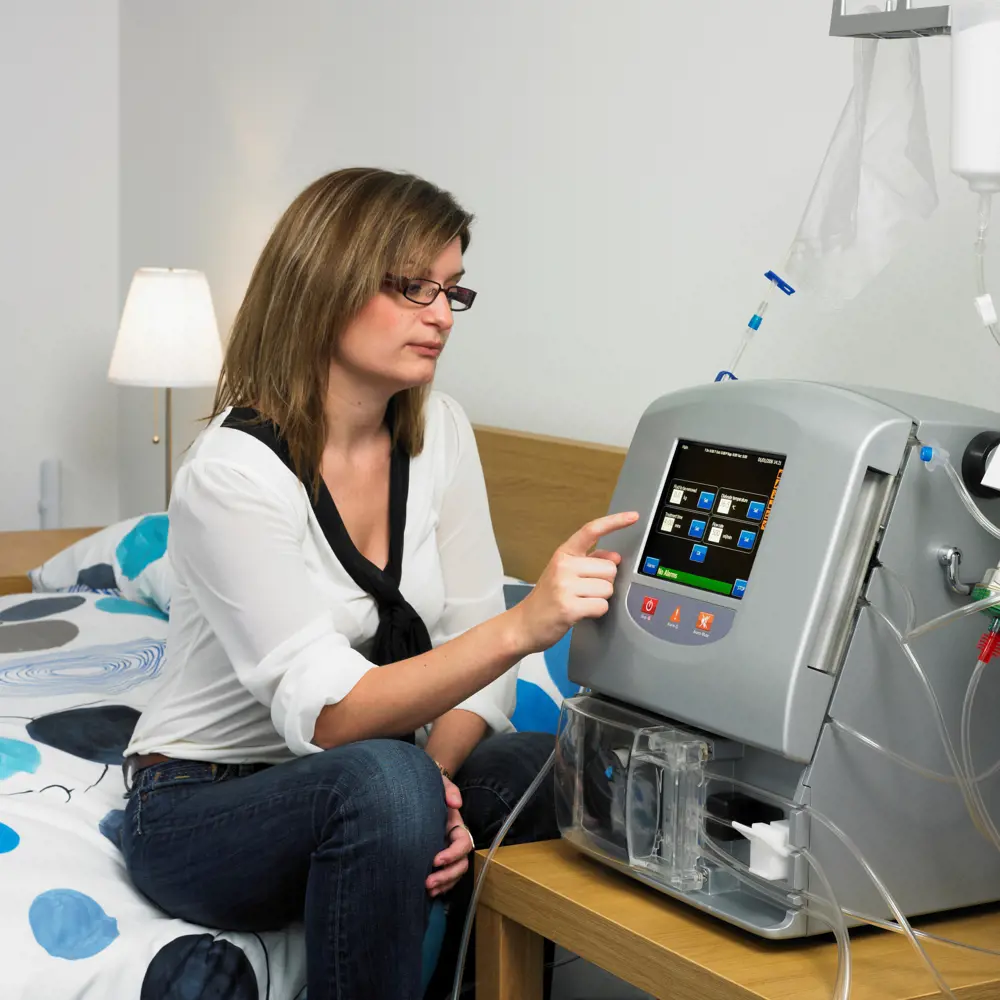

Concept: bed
[[0, 424, 625, 1000]]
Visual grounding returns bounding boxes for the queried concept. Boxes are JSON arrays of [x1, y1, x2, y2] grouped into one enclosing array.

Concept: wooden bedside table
[[475, 840, 1000, 1000]]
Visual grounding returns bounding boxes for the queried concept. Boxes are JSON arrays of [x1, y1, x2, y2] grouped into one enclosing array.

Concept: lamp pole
[[165, 387, 173, 509]]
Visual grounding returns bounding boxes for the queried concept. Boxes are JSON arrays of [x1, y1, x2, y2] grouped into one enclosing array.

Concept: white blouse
[[126, 391, 517, 764]]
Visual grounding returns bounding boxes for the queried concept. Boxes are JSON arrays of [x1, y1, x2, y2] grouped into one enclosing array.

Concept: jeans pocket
[[130, 761, 218, 837]]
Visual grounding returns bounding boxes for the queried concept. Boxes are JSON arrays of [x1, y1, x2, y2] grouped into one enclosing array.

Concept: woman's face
[[332, 237, 465, 393]]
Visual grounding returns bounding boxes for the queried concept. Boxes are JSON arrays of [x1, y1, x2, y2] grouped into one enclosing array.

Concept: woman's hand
[[512, 510, 640, 653], [426, 775, 474, 898]]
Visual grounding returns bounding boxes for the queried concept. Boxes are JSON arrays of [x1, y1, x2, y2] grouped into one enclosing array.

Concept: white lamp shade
[[108, 268, 223, 388]]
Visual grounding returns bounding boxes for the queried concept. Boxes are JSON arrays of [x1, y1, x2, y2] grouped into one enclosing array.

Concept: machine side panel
[[808, 413, 1000, 920]]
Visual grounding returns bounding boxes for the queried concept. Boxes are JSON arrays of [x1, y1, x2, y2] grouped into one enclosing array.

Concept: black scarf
[[223, 407, 433, 741]]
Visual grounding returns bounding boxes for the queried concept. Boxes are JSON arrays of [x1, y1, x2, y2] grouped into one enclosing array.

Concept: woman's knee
[[317, 740, 446, 860]]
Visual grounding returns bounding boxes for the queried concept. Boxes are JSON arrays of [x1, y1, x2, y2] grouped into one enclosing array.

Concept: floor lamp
[[108, 268, 222, 509]]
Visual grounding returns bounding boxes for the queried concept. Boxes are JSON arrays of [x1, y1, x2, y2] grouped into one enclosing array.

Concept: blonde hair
[[211, 167, 473, 484]]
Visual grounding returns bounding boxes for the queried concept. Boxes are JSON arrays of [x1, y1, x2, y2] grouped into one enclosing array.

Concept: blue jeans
[[121, 732, 556, 1000]]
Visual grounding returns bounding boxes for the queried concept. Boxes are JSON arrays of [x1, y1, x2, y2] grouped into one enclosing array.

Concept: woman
[[120, 167, 637, 1000]]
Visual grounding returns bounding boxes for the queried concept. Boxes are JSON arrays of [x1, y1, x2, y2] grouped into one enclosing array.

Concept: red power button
[[641, 596, 659, 616]]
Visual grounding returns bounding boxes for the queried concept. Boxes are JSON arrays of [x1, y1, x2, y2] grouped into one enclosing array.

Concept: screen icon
[[695, 611, 715, 632], [690, 544, 708, 564], [670, 606, 682, 623], [737, 529, 757, 550], [688, 519, 706, 539], [669, 488, 684, 505], [642, 556, 660, 576], [660, 514, 676, 533], [697, 491, 716, 511], [732, 579, 748, 599], [747, 501, 765, 521], [717, 496, 732, 515], [641, 596, 659, 616], [708, 524, 724, 544]]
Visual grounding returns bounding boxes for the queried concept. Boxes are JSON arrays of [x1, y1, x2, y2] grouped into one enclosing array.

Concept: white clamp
[[975, 294, 998, 328], [731, 819, 792, 881]]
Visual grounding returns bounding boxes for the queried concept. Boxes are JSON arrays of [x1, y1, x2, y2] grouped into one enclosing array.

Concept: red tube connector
[[977, 630, 1000, 663]]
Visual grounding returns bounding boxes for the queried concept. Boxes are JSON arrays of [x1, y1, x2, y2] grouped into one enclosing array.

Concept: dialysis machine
[[556, 379, 1000, 937]]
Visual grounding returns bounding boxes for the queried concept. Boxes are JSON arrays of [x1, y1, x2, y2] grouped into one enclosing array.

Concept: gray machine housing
[[565, 379, 1000, 937]]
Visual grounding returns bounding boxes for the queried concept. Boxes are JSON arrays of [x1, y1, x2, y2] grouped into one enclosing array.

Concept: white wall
[[119, 1, 997, 520], [0, 4, 120, 531]]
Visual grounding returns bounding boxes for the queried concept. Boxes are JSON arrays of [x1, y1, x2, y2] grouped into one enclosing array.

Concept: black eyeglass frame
[[384, 274, 477, 312]]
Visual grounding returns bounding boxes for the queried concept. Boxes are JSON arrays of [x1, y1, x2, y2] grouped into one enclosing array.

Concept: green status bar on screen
[[655, 566, 733, 596]]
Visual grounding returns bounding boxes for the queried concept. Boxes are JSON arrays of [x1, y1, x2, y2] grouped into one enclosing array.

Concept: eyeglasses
[[384, 274, 477, 312]]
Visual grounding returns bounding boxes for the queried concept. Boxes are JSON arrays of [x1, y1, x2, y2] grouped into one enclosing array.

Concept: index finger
[[561, 511, 640, 557]]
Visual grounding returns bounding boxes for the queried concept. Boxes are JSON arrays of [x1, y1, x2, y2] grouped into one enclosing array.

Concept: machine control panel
[[626, 583, 735, 645]]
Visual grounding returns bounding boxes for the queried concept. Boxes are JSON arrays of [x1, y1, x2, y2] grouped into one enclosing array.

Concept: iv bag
[[783, 30, 938, 308]]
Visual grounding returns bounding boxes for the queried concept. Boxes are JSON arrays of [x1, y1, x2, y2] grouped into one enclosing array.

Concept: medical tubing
[[701, 838, 850, 1000], [877, 563, 916, 635], [877, 549, 996, 641], [450, 749, 555, 1000], [728, 276, 784, 377], [830, 717, 1000, 784], [708, 768, 953, 993], [926, 449, 1000, 545], [904, 592, 1000, 642], [975, 192, 1000, 350], [719, 769, 954, 998], [804, 805, 956, 1000], [802, 847, 851, 1000], [844, 909, 1000, 958], [961, 641, 1000, 852], [867, 604, 992, 840]]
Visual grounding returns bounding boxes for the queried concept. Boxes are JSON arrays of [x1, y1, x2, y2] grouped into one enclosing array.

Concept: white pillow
[[30, 514, 173, 614]]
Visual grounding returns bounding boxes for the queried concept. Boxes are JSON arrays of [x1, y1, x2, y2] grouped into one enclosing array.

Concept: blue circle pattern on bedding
[[29, 888, 120, 960]]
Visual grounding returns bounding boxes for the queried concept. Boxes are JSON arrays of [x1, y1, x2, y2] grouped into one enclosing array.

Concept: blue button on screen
[[747, 501, 765, 521], [643, 556, 660, 576], [688, 519, 706, 539], [690, 544, 707, 564], [697, 491, 716, 511], [732, 579, 748, 599], [737, 530, 756, 550]]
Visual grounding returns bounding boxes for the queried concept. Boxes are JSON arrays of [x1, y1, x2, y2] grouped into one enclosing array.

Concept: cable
[[450, 749, 555, 1000]]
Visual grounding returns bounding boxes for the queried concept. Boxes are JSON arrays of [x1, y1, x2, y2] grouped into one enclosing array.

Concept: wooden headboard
[[474, 425, 626, 582], [0, 425, 627, 594]]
